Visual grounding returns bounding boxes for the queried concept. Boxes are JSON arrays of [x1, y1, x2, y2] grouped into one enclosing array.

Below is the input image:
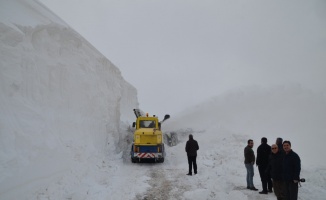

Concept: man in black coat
[[185, 134, 199, 176], [267, 144, 285, 200], [256, 137, 272, 194], [283, 140, 301, 200], [276, 137, 284, 153]]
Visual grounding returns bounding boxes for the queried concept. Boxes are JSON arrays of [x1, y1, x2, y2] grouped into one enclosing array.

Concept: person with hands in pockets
[[244, 139, 258, 191]]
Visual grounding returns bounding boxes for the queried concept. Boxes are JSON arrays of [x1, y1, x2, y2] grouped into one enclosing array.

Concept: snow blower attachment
[[164, 131, 178, 147], [130, 109, 170, 163]]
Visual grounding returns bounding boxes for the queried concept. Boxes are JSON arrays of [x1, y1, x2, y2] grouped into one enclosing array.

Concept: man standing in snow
[[276, 137, 284, 153], [244, 139, 258, 191], [283, 141, 301, 200], [256, 137, 273, 194], [267, 144, 285, 200], [185, 134, 199, 176]]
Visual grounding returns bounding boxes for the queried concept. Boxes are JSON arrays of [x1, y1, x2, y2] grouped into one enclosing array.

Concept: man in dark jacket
[[185, 134, 199, 176], [276, 137, 284, 153], [244, 139, 258, 191], [267, 144, 285, 200], [256, 137, 272, 194], [283, 140, 301, 200]]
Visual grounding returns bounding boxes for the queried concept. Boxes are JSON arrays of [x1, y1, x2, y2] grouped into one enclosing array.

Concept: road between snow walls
[[118, 124, 326, 200], [123, 127, 257, 200]]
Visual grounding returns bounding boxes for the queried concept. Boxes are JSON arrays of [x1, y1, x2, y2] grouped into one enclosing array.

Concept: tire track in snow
[[134, 167, 191, 200]]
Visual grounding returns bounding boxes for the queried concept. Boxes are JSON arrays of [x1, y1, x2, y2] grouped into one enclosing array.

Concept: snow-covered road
[[125, 127, 326, 200]]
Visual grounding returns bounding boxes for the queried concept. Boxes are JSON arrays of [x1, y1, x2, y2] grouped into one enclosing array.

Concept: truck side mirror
[[163, 114, 170, 121], [132, 122, 135, 128]]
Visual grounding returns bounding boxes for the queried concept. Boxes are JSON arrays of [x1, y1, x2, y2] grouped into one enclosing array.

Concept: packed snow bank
[[0, 0, 138, 199]]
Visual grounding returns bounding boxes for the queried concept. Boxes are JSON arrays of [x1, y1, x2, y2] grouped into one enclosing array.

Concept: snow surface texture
[[1, 0, 326, 200]]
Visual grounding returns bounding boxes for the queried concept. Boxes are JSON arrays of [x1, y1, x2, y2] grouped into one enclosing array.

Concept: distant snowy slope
[[160, 85, 326, 200], [0, 0, 138, 199], [166, 84, 326, 167]]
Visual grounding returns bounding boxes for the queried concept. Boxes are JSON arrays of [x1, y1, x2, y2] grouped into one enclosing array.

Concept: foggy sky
[[39, 0, 326, 117]]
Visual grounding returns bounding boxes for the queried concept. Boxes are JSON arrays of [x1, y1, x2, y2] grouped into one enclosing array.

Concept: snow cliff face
[[0, 0, 138, 198]]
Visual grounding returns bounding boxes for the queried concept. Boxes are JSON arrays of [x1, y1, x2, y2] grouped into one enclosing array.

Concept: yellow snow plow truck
[[130, 109, 170, 163]]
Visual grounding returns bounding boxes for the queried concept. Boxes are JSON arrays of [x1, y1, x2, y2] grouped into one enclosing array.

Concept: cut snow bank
[[0, 0, 138, 199]]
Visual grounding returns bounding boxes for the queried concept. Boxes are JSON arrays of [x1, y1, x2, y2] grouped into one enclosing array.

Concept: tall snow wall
[[0, 0, 138, 198]]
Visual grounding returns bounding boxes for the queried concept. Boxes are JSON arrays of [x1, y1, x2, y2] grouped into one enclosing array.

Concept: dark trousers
[[187, 155, 197, 174], [258, 165, 272, 192], [273, 180, 285, 200], [284, 181, 298, 200]]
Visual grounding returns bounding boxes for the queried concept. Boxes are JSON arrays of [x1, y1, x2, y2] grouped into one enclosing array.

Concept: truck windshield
[[139, 120, 156, 128]]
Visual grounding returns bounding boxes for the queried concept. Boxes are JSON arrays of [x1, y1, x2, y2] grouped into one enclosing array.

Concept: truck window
[[139, 120, 156, 128]]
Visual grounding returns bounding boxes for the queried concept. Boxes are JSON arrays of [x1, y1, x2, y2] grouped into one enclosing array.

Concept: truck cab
[[130, 110, 169, 163]]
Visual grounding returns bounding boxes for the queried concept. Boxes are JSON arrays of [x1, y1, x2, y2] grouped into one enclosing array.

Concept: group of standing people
[[244, 137, 301, 200], [184, 134, 301, 200]]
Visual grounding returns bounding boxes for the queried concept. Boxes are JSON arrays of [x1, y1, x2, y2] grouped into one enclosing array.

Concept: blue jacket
[[283, 150, 301, 181]]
